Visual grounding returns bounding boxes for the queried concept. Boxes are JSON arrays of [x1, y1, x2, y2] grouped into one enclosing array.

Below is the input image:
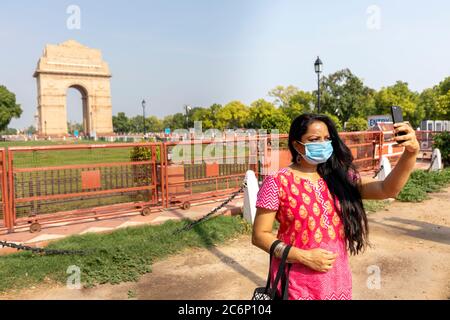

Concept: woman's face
[[294, 121, 331, 154]]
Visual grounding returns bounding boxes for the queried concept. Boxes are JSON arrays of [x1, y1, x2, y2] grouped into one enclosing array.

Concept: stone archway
[[34, 40, 113, 137]]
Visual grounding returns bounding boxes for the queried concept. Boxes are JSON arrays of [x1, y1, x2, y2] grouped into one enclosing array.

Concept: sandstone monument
[[34, 40, 113, 137]]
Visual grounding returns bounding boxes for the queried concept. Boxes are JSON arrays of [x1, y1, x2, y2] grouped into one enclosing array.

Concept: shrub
[[396, 169, 450, 202], [345, 117, 368, 132]]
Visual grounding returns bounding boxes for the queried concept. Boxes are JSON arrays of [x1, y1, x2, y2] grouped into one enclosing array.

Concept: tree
[[374, 81, 423, 128], [248, 99, 276, 128], [323, 112, 343, 131], [345, 117, 368, 132], [281, 90, 315, 120], [435, 76, 450, 120], [320, 69, 375, 126], [129, 115, 144, 133], [216, 101, 250, 129], [146, 115, 163, 133], [268, 85, 299, 107], [191, 107, 215, 129], [0, 127, 18, 135], [209, 103, 222, 118], [0, 85, 22, 132], [418, 88, 439, 120], [436, 91, 450, 120], [163, 113, 186, 130], [112, 112, 130, 134], [261, 110, 291, 134]]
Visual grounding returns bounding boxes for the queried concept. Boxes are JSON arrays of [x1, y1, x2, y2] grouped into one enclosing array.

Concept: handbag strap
[[264, 240, 282, 292], [270, 244, 292, 300], [280, 263, 292, 300]]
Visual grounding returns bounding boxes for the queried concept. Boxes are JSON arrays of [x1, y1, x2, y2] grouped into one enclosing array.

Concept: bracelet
[[274, 242, 287, 259]]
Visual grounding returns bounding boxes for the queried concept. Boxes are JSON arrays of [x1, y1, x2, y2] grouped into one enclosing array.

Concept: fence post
[[379, 131, 384, 167], [6, 149, 15, 232], [1, 149, 10, 231]]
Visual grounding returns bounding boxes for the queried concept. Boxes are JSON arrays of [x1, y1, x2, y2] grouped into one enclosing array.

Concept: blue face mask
[[297, 140, 333, 165]]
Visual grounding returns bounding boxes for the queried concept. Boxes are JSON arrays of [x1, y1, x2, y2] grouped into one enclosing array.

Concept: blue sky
[[1, 0, 449, 129]]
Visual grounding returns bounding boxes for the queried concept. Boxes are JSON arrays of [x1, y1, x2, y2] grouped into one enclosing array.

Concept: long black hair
[[288, 114, 369, 255]]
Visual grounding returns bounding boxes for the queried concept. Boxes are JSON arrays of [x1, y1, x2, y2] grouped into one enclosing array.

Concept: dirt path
[[2, 187, 450, 300]]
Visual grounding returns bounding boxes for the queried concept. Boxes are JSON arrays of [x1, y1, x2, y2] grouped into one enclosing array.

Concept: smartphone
[[391, 106, 406, 136]]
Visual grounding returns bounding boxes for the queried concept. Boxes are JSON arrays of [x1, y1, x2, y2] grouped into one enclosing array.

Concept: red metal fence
[[0, 130, 441, 234], [6, 143, 166, 233], [162, 138, 259, 209]]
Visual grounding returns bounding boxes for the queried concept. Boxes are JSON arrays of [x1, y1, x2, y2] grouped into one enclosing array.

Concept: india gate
[[34, 40, 113, 136]]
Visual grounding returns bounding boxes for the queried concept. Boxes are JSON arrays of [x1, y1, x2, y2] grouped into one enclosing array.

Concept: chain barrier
[[427, 154, 437, 172], [372, 165, 384, 179], [175, 182, 247, 234], [0, 182, 248, 253], [0, 240, 88, 256]]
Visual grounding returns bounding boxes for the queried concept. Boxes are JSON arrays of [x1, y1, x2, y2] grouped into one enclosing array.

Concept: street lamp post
[[184, 105, 192, 129], [142, 99, 146, 138], [314, 56, 323, 114]]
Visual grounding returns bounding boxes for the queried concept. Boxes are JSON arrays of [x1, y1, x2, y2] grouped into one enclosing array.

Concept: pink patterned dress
[[255, 167, 353, 300]]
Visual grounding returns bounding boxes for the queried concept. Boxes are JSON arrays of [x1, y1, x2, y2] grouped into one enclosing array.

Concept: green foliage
[[0, 127, 18, 135], [248, 99, 276, 128], [268, 85, 299, 107], [363, 200, 390, 213], [323, 112, 343, 131], [435, 76, 450, 120], [320, 69, 375, 125], [146, 115, 164, 132], [279, 90, 314, 121], [396, 183, 429, 202], [0, 85, 22, 132], [216, 101, 250, 129], [261, 111, 291, 134], [345, 117, 368, 132], [433, 132, 450, 166], [374, 81, 423, 128], [418, 88, 439, 120], [191, 107, 215, 129], [130, 144, 160, 162], [163, 113, 186, 131], [0, 216, 251, 292], [396, 169, 450, 202]]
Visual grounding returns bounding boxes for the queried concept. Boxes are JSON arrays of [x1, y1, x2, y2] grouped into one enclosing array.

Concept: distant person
[[252, 113, 420, 300]]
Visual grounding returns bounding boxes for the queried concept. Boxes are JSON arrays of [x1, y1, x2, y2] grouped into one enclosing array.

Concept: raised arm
[[360, 122, 420, 200]]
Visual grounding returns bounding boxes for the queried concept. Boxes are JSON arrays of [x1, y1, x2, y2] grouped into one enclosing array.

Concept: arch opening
[[66, 85, 89, 137]]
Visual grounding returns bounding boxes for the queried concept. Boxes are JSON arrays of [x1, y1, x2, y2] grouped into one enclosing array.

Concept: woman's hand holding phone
[[393, 122, 420, 155]]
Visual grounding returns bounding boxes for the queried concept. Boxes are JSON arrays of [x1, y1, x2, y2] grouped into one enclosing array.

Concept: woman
[[252, 113, 420, 300]]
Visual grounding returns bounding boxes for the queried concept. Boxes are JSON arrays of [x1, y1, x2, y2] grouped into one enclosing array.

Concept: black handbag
[[252, 240, 292, 300]]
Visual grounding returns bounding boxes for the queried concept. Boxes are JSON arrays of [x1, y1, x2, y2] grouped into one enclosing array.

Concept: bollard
[[243, 170, 259, 224], [376, 156, 392, 181], [430, 148, 443, 171]]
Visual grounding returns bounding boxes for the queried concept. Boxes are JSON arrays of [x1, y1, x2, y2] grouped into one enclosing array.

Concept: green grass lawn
[[0, 215, 252, 293], [363, 199, 390, 213]]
